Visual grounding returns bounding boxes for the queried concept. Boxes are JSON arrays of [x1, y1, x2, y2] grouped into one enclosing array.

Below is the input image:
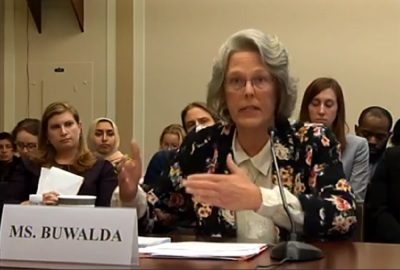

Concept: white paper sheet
[[138, 236, 171, 248], [36, 167, 50, 195], [139, 241, 267, 260], [36, 167, 84, 195]]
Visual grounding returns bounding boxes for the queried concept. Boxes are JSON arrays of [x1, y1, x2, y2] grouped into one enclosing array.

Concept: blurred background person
[[6, 102, 117, 206], [355, 106, 392, 179], [158, 124, 186, 151], [11, 118, 40, 159], [299, 77, 369, 201]]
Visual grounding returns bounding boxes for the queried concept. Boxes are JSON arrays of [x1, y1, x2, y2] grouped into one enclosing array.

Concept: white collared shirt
[[232, 132, 304, 245], [111, 185, 148, 219]]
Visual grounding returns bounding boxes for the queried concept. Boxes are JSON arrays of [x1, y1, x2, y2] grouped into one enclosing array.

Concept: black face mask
[[369, 143, 385, 163]]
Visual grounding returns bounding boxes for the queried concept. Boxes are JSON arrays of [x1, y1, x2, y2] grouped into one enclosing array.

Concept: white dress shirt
[[111, 185, 147, 219], [232, 133, 304, 244]]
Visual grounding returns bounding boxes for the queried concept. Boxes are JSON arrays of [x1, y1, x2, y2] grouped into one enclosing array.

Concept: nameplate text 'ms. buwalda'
[[0, 205, 139, 266]]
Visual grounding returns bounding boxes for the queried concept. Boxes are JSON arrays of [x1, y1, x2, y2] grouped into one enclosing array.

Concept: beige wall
[[116, 0, 134, 154], [0, 0, 135, 154], [2, 0, 400, 166], [142, 0, 400, 164], [13, 0, 108, 128], [0, 0, 4, 131]]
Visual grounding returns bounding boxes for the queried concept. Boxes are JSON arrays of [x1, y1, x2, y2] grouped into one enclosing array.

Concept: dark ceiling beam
[[26, 0, 42, 33], [71, 0, 84, 32]]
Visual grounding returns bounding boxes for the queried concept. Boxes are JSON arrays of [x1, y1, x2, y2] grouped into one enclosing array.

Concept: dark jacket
[[0, 156, 21, 221], [5, 158, 117, 207], [0, 156, 20, 183], [144, 120, 357, 240], [365, 146, 400, 243], [143, 149, 177, 186]]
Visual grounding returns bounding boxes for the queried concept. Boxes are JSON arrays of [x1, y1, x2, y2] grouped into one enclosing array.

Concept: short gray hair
[[206, 29, 297, 123]]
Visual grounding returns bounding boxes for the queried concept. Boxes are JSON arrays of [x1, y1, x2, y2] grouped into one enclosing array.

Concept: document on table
[[139, 241, 268, 260], [138, 236, 171, 248]]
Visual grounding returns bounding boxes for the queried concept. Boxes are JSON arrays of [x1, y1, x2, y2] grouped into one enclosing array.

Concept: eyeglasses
[[225, 75, 274, 91], [15, 142, 37, 151]]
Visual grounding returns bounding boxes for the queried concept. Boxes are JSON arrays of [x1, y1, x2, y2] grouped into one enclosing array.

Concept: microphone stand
[[269, 130, 324, 262]]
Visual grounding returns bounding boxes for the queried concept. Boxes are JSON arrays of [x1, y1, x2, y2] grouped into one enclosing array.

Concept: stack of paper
[[36, 167, 84, 195], [139, 241, 267, 260], [138, 236, 171, 248]]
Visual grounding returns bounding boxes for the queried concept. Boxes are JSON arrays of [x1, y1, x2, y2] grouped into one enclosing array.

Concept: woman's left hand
[[117, 140, 142, 202], [183, 154, 262, 211], [42, 191, 60, 205]]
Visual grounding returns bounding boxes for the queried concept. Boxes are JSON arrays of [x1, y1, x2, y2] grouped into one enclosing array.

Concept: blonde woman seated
[[86, 118, 147, 217], [159, 124, 186, 151], [118, 29, 357, 242], [6, 102, 117, 206]]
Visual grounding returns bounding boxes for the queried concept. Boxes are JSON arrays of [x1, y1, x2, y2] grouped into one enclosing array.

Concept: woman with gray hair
[[118, 29, 357, 243]]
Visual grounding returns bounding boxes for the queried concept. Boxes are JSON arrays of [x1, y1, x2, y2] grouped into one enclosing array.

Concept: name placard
[[0, 205, 139, 266]]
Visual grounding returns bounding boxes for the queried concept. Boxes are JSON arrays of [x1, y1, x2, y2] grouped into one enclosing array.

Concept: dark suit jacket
[[143, 149, 177, 186], [5, 158, 117, 207], [0, 156, 21, 221], [365, 146, 400, 243]]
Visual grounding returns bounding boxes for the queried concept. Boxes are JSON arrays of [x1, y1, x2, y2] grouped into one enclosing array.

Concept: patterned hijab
[[87, 118, 124, 167]]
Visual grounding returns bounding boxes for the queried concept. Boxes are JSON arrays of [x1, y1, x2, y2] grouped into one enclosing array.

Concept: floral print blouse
[[142, 120, 357, 240]]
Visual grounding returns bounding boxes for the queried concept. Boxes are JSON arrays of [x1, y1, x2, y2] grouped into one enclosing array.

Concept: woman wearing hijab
[[87, 118, 124, 168], [87, 118, 147, 216]]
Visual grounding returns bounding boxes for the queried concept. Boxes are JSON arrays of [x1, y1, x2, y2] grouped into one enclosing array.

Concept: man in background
[[355, 106, 393, 180]]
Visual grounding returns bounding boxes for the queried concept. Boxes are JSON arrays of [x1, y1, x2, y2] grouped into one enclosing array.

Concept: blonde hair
[[206, 29, 297, 123], [159, 124, 186, 150], [35, 102, 96, 172]]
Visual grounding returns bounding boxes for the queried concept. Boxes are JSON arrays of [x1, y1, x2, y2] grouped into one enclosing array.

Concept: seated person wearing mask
[[143, 102, 218, 186]]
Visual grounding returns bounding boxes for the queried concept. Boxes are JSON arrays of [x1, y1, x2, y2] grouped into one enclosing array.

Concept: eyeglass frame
[[224, 74, 276, 91], [15, 142, 38, 151]]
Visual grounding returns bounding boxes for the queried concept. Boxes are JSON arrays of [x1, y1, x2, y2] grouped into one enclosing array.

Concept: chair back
[[351, 200, 365, 242]]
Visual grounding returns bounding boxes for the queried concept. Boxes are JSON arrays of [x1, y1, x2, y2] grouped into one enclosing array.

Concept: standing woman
[[299, 77, 369, 201], [6, 102, 117, 206]]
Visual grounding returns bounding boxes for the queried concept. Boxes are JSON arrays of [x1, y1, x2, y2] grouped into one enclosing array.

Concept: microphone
[[268, 129, 324, 262]]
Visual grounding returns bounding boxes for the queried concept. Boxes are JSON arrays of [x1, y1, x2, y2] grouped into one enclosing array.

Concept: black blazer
[[5, 158, 117, 207], [365, 146, 400, 243], [143, 149, 177, 186]]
